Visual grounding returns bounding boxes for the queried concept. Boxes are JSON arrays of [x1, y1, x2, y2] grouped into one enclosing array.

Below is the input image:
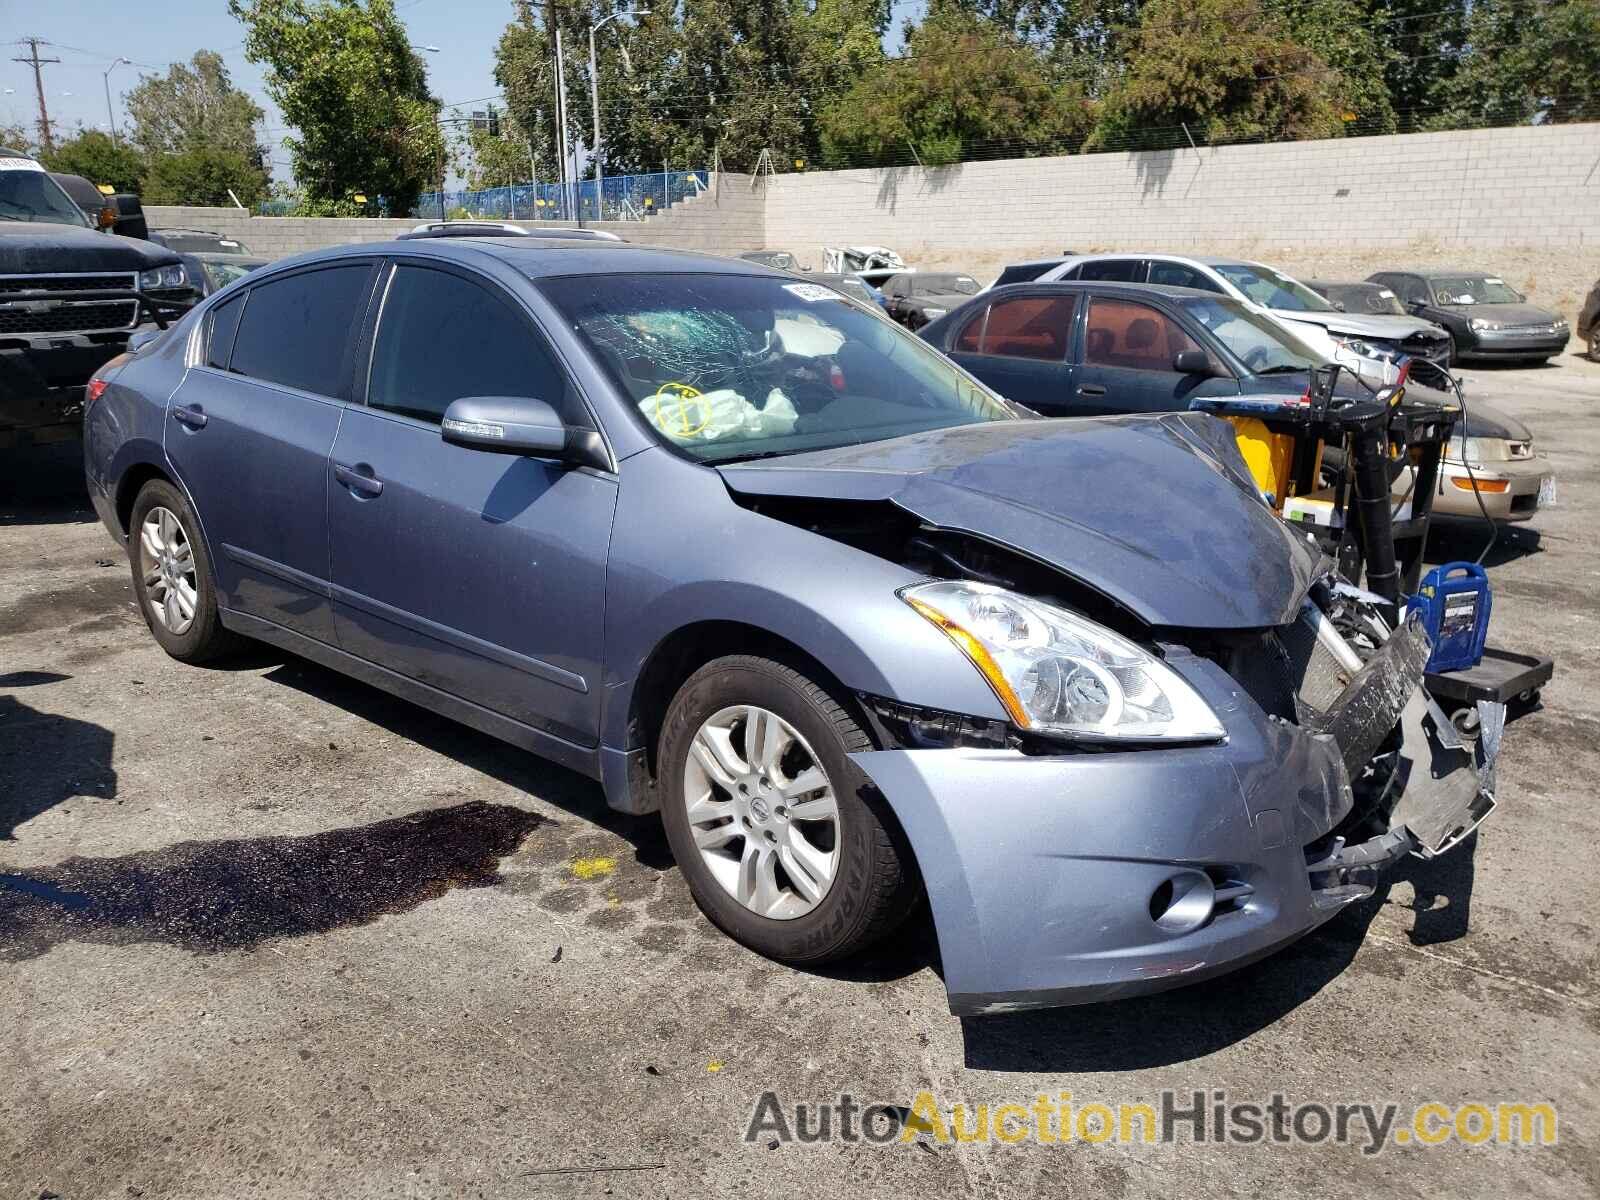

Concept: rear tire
[[1587, 332, 1599, 363], [658, 655, 919, 965], [128, 478, 240, 664]]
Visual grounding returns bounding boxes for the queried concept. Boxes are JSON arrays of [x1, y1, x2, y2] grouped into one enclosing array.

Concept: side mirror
[[441, 395, 605, 468], [1173, 349, 1214, 375], [1406, 299, 1426, 314]]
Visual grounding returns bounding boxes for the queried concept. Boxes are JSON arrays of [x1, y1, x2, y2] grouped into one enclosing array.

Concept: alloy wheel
[[681, 704, 840, 919], [139, 506, 199, 636]]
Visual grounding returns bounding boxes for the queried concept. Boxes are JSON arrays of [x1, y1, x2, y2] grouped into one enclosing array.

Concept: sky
[[3, 0, 919, 187]]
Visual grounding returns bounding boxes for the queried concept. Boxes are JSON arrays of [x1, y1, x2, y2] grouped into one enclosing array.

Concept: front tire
[[658, 655, 918, 964], [128, 478, 239, 663], [1588, 331, 1600, 363]]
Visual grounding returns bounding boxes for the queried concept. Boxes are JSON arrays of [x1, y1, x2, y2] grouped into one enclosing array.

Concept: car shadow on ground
[[0, 444, 97, 527], [252, 653, 677, 872], [1425, 520, 1541, 569], [0, 674, 116, 842]]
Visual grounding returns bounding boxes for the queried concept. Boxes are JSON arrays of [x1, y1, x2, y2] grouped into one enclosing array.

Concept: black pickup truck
[[1, 148, 195, 450]]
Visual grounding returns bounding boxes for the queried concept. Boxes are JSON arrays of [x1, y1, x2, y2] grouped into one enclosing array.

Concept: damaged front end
[[1271, 580, 1501, 900]]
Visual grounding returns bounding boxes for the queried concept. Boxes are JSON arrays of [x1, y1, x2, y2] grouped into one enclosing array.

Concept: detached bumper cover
[[854, 616, 1500, 1015]]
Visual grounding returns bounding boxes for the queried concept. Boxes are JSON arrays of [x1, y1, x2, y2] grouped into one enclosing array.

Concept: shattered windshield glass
[[541, 272, 1020, 464], [1428, 275, 1522, 305]]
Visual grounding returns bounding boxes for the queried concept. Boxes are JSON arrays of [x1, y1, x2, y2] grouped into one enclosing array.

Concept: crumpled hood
[[1273, 308, 1442, 340], [718, 413, 1322, 629], [0, 221, 180, 273], [1438, 302, 1560, 327]]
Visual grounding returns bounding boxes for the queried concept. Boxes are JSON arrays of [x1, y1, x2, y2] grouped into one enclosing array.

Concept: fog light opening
[[1149, 871, 1216, 934]]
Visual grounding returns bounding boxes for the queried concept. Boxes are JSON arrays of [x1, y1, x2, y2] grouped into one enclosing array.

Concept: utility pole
[[12, 37, 61, 153], [553, 28, 570, 221], [589, 12, 648, 224]]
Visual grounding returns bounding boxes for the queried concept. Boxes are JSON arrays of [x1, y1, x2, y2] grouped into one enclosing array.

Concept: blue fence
[[414, 169, 710, 223]]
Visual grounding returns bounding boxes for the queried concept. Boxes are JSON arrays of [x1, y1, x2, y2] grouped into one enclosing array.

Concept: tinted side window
[[994, 263, 1055, 286], [1148, 262, 1223, 293], [229, 265, 372, 396], [1084, 298, 1202, 371], [1077, 259, 1145, 283], [205, 293, 244, 370], [368, 264, 586, 427], [962, 295, 1077, 360]]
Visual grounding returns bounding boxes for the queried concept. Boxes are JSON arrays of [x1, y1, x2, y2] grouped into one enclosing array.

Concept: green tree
[[39, 129, 146, 192], [140, 145, 271, 207], [124, 51, 268, 172], [1265, 0, 1396, 133], [1088, 0, 1346, 150], [1367, 0, 1469, 124], [1428, 0, 1600, 128], [1, 122, 35, 154], [819, 6, 1092, 166], [232, 0, 445, 214]]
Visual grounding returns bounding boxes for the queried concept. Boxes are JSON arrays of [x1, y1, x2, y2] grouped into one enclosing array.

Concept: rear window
[[228, 265, 373, 397], [205, 294, 244, 370], [953, 295, 1076, 361], [993, 262, 1060, 287]]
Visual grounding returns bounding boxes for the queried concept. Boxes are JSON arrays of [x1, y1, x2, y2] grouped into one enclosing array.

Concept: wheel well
[[627, 621, 867, 779], [114, 463, 171, 536]]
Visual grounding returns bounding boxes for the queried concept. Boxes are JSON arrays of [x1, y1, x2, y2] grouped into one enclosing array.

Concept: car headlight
[[901, 580, 1225, 742], [1469, 317, 1505, 332], [139, 264, 188, 290], [921, 307, 947, 320], [1334, 337, 1401, 364]]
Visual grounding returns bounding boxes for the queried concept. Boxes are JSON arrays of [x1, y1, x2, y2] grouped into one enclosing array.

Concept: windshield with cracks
[[542, 272, 1020, 464]]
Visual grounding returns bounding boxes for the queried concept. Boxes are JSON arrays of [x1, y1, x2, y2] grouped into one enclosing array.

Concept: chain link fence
[[413, 169, 710, 223]]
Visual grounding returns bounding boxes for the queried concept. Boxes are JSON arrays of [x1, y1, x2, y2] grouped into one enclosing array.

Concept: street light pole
[[102, 57, 129, 146], [589, 10, 648, 223]]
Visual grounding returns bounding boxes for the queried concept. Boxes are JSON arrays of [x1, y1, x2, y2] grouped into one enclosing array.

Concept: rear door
[[1071, 293, 1233, 415], [327, 260, 616, 748], [944, 292, 1079, 413], [164, 261, 377, 643]]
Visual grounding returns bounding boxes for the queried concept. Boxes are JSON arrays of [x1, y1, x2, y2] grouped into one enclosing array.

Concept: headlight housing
[[1334, 337, 1402, 364], [1469, 317, 1505, 332], [139, 264, 188, 290], [921, 307, 947, 320], [902, 581, 1225, 742]]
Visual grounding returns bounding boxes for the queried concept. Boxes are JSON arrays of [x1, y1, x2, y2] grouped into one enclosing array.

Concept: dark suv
[[1, 149, 195, 450]]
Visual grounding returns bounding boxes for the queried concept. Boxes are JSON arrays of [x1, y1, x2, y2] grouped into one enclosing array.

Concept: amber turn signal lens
[[1450, 476, 1509, 493]]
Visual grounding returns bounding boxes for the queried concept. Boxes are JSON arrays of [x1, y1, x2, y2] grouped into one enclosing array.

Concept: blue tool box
[[1407, 562, 1492, 673]]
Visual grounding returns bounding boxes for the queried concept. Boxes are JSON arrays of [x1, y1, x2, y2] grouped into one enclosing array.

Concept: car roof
[[989, 280, 1222, 301], [257, 238, 786, 281], [1308, 279, 1383, 290]]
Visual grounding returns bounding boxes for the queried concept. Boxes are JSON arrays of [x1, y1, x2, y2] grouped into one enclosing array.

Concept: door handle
[[171, 404, 208, 429], [333, 461, 383, 497], [1077, 384, 1108, 396]]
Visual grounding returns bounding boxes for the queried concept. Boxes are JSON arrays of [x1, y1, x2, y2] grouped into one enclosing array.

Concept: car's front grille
[[1504, 321, 1564, 336], [1211, 604, 1358, 724], [1507, 441, 1533, 459], [0, 272, 136, 295], [0, 273, 140, 336], [1401, 332, 1451, 363], [0, 301, 138, 336]]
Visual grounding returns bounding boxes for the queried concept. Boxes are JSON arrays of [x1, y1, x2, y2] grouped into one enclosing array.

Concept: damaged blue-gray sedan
[[83, 242, 1501, 1015]]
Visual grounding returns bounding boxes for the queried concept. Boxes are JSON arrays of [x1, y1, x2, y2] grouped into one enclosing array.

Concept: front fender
[[599, 448, 1010, 752]]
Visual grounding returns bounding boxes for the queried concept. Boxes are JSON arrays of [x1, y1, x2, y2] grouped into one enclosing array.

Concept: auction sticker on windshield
[[784, 282, 844, 303]]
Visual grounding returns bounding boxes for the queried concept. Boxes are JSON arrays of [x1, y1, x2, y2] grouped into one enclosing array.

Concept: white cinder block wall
[[761, 123, 1600, 256]]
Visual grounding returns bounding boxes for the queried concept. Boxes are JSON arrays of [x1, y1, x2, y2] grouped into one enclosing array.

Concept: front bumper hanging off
[[852, 612, 1502, 1016]]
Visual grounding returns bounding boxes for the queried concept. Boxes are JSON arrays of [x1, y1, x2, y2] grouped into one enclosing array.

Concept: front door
[[1071, 294, 1230, 415], [328, 262, 615, 749], [164, 261, 376, 643]]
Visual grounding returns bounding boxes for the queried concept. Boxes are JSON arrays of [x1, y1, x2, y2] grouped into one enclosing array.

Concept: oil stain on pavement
[[0, 800, 548, 962]]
